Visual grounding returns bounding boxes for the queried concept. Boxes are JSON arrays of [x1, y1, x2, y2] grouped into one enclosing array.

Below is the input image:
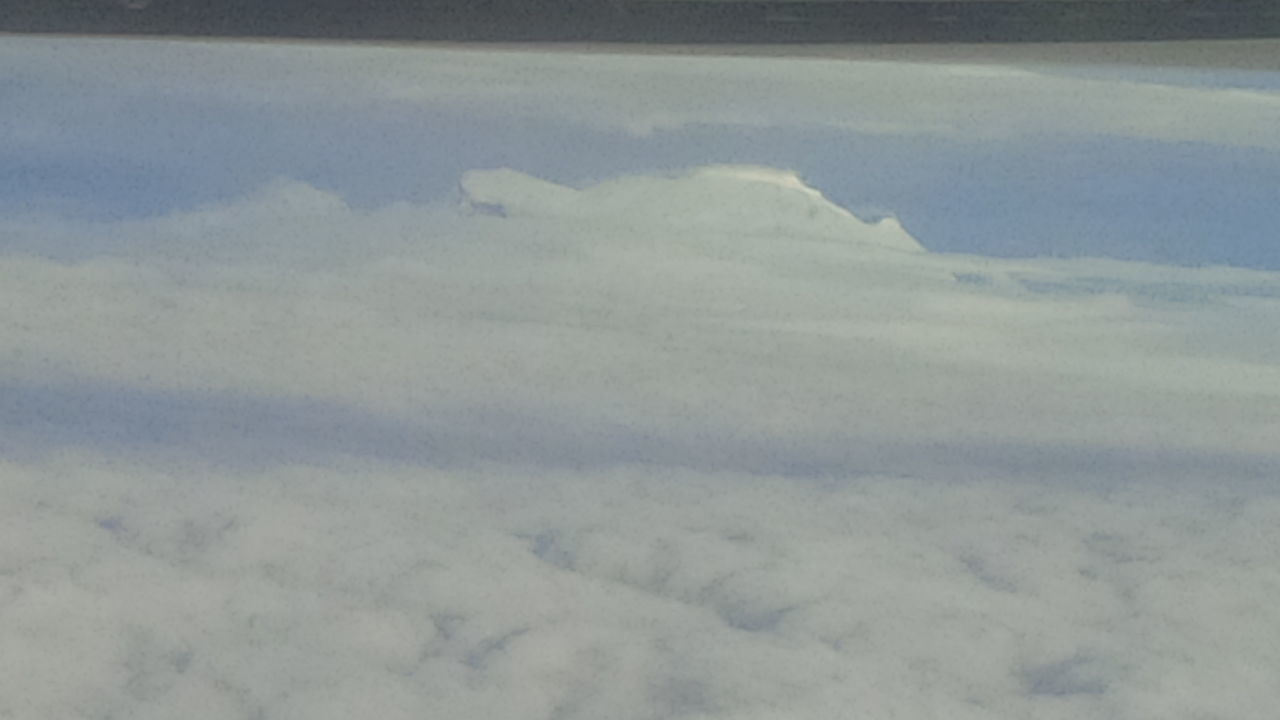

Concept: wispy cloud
[[6, 38, 1280, 146]]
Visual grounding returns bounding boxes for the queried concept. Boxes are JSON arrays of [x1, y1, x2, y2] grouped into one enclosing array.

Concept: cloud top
[[460, 165, 924, 252]]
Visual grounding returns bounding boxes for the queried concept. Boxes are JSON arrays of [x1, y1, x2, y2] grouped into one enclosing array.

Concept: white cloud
[[3, 167, 1277, 465], [3, 457, 1278, 719], [460, 165, 923, 252], [2, 165, 1279, 718], [5, 37, 1280, 148]]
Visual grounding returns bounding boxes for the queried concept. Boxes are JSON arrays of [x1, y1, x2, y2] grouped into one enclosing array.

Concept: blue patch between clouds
[[5, 80, 1280, 269]]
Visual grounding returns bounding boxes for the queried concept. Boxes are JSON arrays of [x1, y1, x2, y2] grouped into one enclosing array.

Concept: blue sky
[[3, 38, 1279, 268], [4, 38, 1280, 720]]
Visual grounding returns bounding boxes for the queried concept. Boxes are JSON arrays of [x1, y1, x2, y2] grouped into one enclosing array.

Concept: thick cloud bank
[[3, 167, 1279, 719]]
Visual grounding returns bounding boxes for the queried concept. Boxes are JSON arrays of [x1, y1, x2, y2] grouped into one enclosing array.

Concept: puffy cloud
[[2, 166, 1279, 718], [3, 457, 1278, 719], [460, 166, 924, 252]]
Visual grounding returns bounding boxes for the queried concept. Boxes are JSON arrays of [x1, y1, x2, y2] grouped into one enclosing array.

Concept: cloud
[[5, 37, 1280, 148], [4, 167, 1278, 466], [460, 165, 924, 252], [3, 165, 1279, 718], [3, 457, 1278, 719]]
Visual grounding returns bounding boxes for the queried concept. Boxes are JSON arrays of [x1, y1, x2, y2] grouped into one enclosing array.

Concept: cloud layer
[[3, 165, 1279, 718], [4, 458, 1278, 719], [5, 167, 1278, 472], [6, 37, 1280, 147]]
